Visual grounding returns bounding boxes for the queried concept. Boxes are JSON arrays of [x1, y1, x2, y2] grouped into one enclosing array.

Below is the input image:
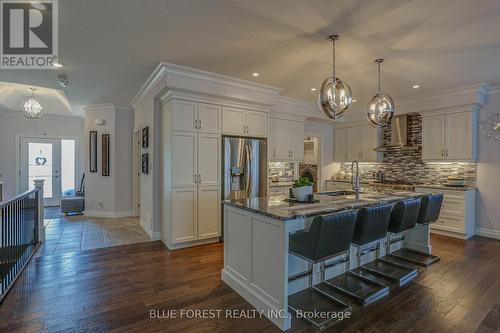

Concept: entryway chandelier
[[366, 58, 394, 127], [19, 88, 43, 119], [318, 35, 352, 121]]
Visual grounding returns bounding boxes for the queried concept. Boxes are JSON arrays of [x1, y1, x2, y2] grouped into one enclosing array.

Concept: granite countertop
[[415, 184, 477, 191], [223, 190, 432, 221]]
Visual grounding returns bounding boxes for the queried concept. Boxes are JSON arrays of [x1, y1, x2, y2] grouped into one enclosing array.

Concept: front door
[[19, 138, 68, 207]]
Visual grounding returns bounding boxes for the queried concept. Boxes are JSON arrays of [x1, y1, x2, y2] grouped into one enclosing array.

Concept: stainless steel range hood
[[376, 115, 418, 151]]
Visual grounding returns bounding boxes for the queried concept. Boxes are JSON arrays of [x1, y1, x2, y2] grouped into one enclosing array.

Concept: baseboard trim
[[165, 237, 220, 250], [475, 227, 500, 240], [139, 219, 161, 241], [84, 210, 134, 218]]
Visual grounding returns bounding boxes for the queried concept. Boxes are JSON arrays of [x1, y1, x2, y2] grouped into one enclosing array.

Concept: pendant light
[[19, 88, 43, 119], [318, 35, 352, 121], [367, 58, 394, 127]]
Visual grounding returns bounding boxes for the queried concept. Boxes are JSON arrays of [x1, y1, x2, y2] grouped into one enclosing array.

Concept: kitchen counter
[[416, 184, 477, 191], [223, 191, 430, 221]]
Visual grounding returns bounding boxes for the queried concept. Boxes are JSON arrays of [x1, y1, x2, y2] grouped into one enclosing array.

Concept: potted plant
[[292, 177, 313, 202]]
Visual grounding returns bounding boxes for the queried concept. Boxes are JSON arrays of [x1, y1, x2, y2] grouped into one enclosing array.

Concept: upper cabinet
[[268, 117, 304, 162], [335, 124, 381, 162], [172, 100, 221, 134], [422, 111, 477, 161], [222, 106, 268, 138]]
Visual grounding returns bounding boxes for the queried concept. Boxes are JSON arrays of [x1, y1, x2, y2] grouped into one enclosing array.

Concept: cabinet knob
[[194, 174, 198, 183], [199, 120, 202, 130], [194, 120, 198, 129], [198, 174, 201, 183]]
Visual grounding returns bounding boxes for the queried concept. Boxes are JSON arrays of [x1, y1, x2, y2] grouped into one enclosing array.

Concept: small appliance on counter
[[446, 175, 466, 187]]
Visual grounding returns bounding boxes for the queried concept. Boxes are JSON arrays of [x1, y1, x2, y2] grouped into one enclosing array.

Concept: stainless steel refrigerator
[[223, 137, 267, 200]]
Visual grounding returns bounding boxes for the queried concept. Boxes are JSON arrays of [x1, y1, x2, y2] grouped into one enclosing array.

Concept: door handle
[[441, 149, 444, 157], [445, 148, 448, 157], [194, 120, 198, 129], [194, 174, 197, 183], [198, 174, 201, 183], [199, 120, 202, 130]]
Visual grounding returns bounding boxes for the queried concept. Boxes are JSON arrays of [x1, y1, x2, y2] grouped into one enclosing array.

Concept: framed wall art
[[89, 131, 98, 173], [142, 126, 149, 148], [142, 153, 149, 174], [102, 134, 110, 176]]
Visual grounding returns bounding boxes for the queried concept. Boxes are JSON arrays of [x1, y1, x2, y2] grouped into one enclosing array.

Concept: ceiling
[[1, 0, 500, 116]]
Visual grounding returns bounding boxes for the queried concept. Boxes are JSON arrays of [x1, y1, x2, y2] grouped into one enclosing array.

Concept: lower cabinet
[[415, 187, 476, 239], [197, 186, 221, 239]]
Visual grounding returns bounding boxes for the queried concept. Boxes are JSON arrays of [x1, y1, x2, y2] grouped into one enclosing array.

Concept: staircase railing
[[0, 188, 42, 303]]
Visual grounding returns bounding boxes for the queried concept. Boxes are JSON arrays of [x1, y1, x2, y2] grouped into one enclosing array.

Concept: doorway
[[19, 137, 76, 207]]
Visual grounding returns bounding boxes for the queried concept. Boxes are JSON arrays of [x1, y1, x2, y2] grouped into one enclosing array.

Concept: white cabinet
[[198, 103, 222, 134], [197, 186, 221, 239], [172, 132, 197, 187], [415, 187, 476, 239], [362, 126, 378, 161], [269, 117, 304, 161], [197, 133, 221, 186], [222, 106, 268, 138], [422, 112, 477, 161], [334, 128, 348, 162], [172, 187, 198, 243], [172, 100, 198, 132], [347, 127, 363, 161]]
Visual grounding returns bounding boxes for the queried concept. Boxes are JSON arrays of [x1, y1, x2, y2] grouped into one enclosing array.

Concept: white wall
[[476, 89, 500, 237], [0, 112, 84, 200], [304, 119, 335, 190]]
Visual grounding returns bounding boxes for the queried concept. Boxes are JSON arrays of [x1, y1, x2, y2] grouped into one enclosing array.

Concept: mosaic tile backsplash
[[339, 114, 477, 185], [269, 162, 296, 183]]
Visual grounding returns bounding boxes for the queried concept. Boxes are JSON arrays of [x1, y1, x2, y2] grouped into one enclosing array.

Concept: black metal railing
[[0, 189, 41, 303]]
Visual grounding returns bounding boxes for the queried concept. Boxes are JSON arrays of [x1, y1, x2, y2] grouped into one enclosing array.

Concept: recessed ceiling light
[[412, 84, 420, 89], [252, 73, 259, 77], [310, 88, 317, 92], [53, 63, 63, 68], [352, 99, 358, 103]]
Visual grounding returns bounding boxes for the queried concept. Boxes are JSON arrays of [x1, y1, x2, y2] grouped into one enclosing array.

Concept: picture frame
[[142, 153, 149, 174], [89, 131, 97, 173], [142, 126, 149, 148], [102, 134, 110, 176]]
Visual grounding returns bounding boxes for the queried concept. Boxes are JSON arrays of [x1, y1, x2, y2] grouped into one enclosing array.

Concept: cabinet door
[[246, 110, 268, 138], [198, 103, 221, 134], [362, 126, 379, 161], [172, 100, 198, 132], [347, 127, 363, 161], [334, 128, 348, 162], [274, 118, 291, 160], [172, 132, 197, 187], [289, 121, 304, 161], [198, 133, 221, 186], [268, 118, 277, 160], [422, 115, 446, 160], [222, 107, 245, 136], [172, 187, 198, 243], [446, 112, 474, 160], [197, 186, 221, 239]]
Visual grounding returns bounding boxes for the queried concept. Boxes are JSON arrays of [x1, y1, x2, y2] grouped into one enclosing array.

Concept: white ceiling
[[1, 0, 500, 116]]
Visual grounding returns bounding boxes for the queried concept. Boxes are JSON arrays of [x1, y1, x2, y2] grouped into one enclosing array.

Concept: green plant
[[293, 177, 313, 188]]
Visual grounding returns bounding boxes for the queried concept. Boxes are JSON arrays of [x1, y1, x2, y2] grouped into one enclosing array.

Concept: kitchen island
[[221, 191, 434, 330]]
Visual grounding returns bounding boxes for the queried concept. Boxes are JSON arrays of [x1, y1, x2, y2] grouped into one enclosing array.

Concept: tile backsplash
[[339, 114, 477, 185], [269, 162, 296, 183]]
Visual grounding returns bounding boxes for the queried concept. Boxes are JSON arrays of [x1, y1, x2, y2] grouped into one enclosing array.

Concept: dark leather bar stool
[[324, 204, 392, 305], [288, 210, 357, 329], [357, 199, 420, 286], [387, 194, 443, 267]]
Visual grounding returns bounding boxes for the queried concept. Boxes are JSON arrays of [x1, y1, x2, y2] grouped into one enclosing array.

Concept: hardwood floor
[[0, 235, 499, 332]]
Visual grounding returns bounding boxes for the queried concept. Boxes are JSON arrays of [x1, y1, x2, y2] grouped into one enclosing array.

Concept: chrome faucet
[[351, 161, 360, 200]]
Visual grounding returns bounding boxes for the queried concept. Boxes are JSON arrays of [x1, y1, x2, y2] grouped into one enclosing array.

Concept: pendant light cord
[[331, 37, 336, 83], [378, 61, 381, 93]]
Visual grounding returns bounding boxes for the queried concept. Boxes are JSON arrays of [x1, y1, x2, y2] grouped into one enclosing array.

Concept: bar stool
[[324, 204, 392, 305], [356, 199, 420, 286], [387, 194, 443, 267], [288, 210, 357, 329]]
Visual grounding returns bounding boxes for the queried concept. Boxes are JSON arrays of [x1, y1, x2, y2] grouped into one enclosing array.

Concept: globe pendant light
[[20, 88, 43, 119], [318, 35, 352, 121], [367, 58, 394, 127]]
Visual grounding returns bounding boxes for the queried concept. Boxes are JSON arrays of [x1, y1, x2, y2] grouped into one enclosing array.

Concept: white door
[[334, 128, 348, 162], [289, 121, 304, 161], [347, 127, 363, 161], [446, 112, 473, 160], [197, 186, 221, 239], [171, 132, 197, 187], [172, 100, 198, 132], [246, 110, 268, 138], [198, 103, 221, 134], [222, 106, 245, 135], [274, 119, 291, 160], [20, 138, 61, 206], [362, 126, 379, 161], [171, 187, 198, 243], [422, 115, 446, 160], [198, 133, 221, 186]]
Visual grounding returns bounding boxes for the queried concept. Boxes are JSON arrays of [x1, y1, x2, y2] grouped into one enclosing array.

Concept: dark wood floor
[[1, 234, 499, 333]]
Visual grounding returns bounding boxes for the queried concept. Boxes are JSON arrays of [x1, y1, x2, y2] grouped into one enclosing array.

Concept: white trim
[[131, 64, 168, 108], [139, 219, 161, 240], [164, 237, 220, 250], [475, 227, 500, 240], [84, 210, 134, 218]]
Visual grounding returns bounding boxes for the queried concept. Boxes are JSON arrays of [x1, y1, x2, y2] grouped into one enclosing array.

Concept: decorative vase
[[292, 186, 313, 202]]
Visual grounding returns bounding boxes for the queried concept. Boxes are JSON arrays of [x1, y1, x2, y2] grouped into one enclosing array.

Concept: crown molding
[[131, 63, 167, 109], [82, 103, 133, 112]]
